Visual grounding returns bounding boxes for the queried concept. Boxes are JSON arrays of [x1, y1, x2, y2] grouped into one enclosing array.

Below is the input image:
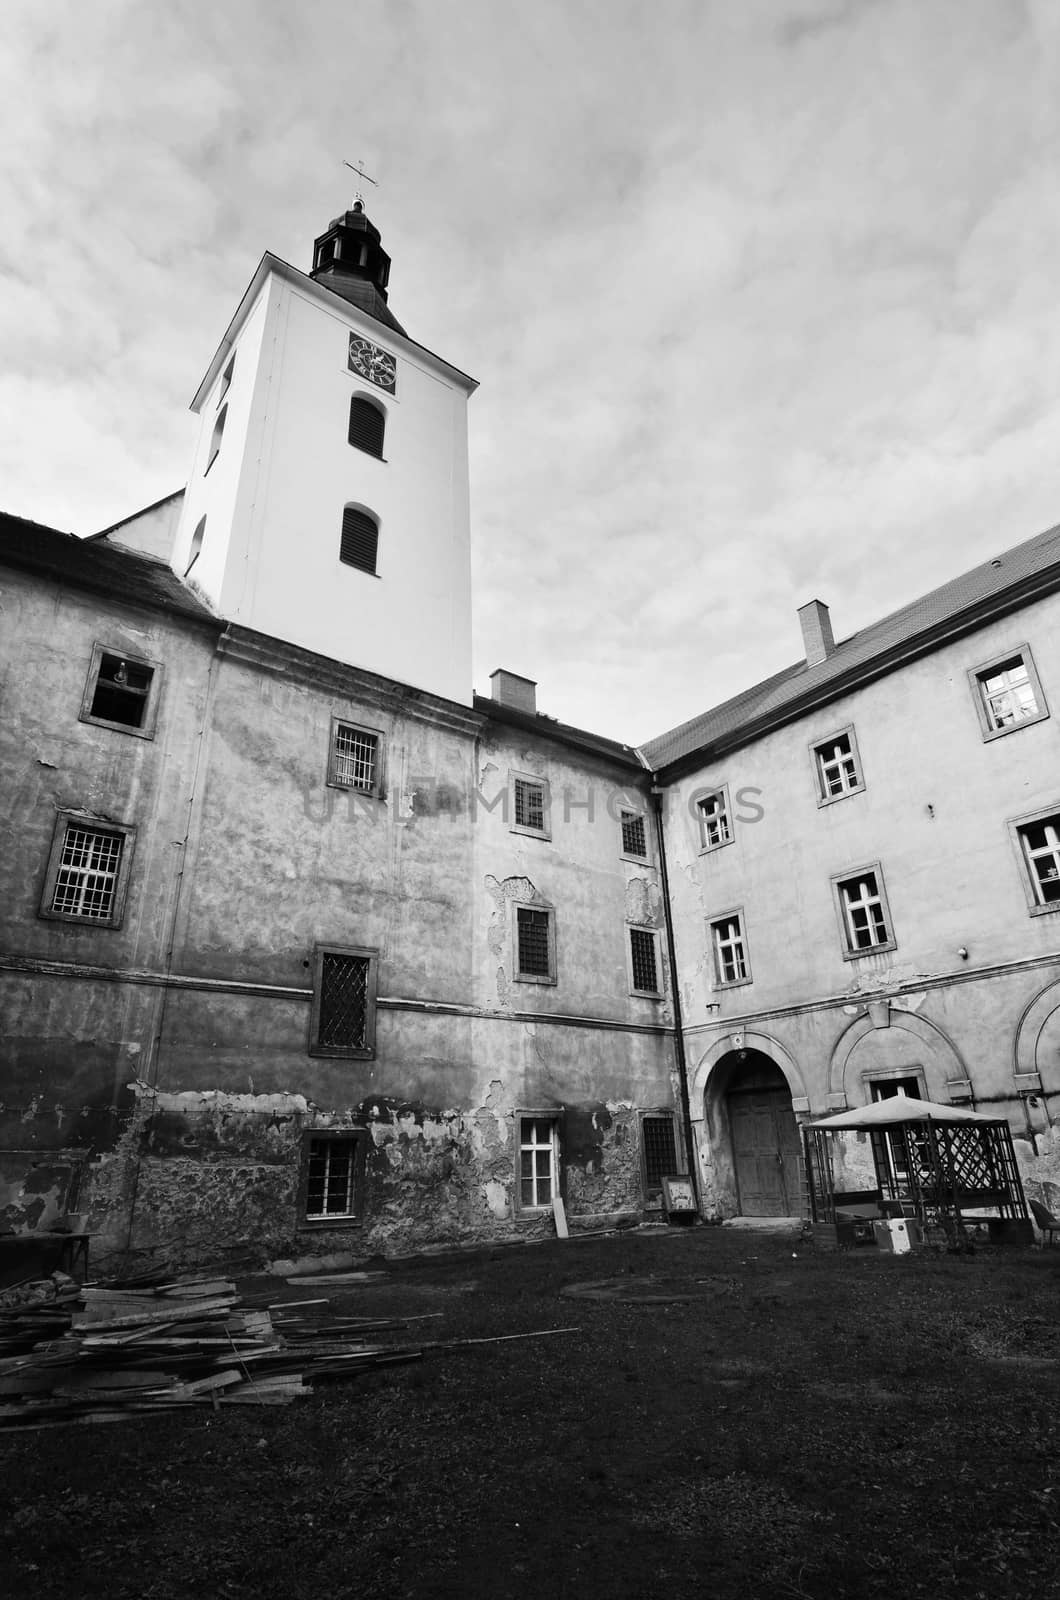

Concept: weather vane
[[343, 159, 378, 206]]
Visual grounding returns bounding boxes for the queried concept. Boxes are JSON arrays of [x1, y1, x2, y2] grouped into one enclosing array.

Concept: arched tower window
[[184, 516, 206, 576], [340, 506, 379, 575], [348, 395, 385, 458], [206, 404, 227, 474]]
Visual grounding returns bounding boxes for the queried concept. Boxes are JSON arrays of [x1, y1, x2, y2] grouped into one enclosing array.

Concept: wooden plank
[[553, 1197, 569, 1238]]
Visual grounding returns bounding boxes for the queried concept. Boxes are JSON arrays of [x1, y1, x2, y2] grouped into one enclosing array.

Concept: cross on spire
[[343, 159, 378, 206]]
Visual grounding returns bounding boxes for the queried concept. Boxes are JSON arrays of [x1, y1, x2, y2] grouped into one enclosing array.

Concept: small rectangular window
[[970, 646, 1048, 740], [642, 1115, 679, 1199], [327, 718, 382, 794], [629, 926, 661, 997], [697, 787, 732, 851], [40, 812, 136, 929], [301, 1131, 367, 1225], [832, 866, 896, 957], [80, 644, 161, 738], [620, 809, 649, 860], [511, 773, 550, 839], [1010, 808, 1060, 915], [309, 945, 378, 1057], [710, 910, 750, 987], [514, 905, 556, 984], [518, 1116, 558, 1210], [812, 728, 864, 805]]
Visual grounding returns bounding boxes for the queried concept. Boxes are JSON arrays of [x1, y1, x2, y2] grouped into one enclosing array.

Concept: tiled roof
[[641, 520, 1060, 772], [474, 694, 645, 771], [0, 511, 218, 624]]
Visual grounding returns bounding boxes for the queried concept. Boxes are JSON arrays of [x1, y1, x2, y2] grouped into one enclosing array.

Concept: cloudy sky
[[4, 0, 1060, 743]]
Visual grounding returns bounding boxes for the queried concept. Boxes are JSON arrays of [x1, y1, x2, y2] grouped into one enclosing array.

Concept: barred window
[[328, 719, 380, 793], [620, 809, 648, 859], [340, 505, 380, 575], [348, 396, 385, 458], [812, 728, 864, 804], [629, 927, 661, 996], [519, 1117, 558, 1210], [310, 946, 378, 1057], [711, 911, 750, 986], [515, 906, 555, 982], [304, 1134, 366, 1222], [642, 1115, 678, 1196], [81, 644, 160, 737], [40, 813, 136, 929], [514, 777, 547, 834]]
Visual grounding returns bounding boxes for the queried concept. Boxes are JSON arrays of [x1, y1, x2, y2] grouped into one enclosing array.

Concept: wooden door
[[729, 1089, 801, 1216]]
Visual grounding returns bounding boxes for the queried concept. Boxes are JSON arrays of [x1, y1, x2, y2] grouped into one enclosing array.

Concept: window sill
[[698, 837, 734, 855], [1027, 901, 1060, 917], [513, 972, 557, 986], [79, 712, 155, 741], [510, 824, 552, 842], [714, 976, 753, 991], [816, 786, 865, 810], [840, 940, 897, 961], [980, 712, 1049, 742]]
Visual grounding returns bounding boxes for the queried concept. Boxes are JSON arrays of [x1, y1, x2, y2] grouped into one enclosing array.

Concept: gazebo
[[803, 1098, 1031, 1248]]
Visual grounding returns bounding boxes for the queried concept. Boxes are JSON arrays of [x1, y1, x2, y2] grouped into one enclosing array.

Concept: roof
[[642, 520, 1060, 773], [474, 694, 646, 773], [0, 511, 219, 625]]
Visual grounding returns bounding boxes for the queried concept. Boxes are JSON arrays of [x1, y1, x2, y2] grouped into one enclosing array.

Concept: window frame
[[640, 1111, 681, 1203], [515, 1112, 560, 1214], [627, 924, 663, 999], [308, 943, 379, 1059], [509, 771, 551, 841], [39, 811, 137, 930], [325, 715, 385, 799], [512, 902, 557, 986], [831, 863, 897, 958], [1008, 804, 1060, 917], [298, 1128, 368, 1229], [969, 643, 1049, 742], [619, 806, 651, 863], [696, 784, 733, 853], [810, 725, 865, 808], [79, 642, 163, 740], [709, 907, 751, 989]]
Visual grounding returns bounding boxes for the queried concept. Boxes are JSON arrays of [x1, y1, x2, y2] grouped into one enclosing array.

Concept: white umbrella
[[807, 1098, 1001, 1129]]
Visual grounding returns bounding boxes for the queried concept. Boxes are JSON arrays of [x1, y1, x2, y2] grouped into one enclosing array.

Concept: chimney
[[798, 599, 836, 667], [489, 669, 537, 715]]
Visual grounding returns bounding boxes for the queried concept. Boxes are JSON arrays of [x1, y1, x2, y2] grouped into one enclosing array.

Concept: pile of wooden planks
[[0, 1277, 424, 1429]]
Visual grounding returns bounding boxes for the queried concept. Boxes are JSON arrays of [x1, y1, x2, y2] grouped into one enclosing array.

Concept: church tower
[[171, 200, 476, 706]]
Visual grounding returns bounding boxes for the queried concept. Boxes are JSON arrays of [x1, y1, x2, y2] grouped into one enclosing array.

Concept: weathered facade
[[4, 200, 1060, 1269]]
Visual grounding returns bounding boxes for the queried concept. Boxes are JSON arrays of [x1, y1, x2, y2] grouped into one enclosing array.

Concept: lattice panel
[[319, 955, 369, 1049]]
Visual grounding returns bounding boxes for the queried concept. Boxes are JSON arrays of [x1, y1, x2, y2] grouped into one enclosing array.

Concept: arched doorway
[[722, 1050, 801, 1216]]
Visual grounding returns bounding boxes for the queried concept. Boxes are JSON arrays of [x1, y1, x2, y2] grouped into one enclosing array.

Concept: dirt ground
[[2, 1222, 1059, 1600]]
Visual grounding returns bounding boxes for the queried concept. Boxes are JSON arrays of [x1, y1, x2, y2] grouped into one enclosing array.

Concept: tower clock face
[[348, 335, 397, 394]]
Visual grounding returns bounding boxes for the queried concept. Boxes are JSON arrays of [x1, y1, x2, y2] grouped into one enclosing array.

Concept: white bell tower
[[172, 200, 476, 706]]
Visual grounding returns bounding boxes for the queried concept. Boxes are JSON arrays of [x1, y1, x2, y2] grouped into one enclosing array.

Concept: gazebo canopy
[[808, 1098, 1001, 1131]]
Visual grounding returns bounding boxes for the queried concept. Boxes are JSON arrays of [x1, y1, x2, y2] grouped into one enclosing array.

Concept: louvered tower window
[[348, 396, 385, 457], [340, 506, 380, 575]]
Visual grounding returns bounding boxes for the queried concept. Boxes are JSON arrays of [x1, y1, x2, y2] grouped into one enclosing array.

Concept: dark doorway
[[725, 1052, 801, 1216]]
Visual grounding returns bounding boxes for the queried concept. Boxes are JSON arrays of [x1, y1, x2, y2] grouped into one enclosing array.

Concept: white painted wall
[[663, 593, 1060, 1022], [175, 268, 474, 706]]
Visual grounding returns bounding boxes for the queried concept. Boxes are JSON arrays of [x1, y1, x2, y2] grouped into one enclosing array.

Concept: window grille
[[519, 1118, 557, 1208], [712, 914, 748, 984], [698, 790, 731, 849], [348, 396, 385, 457], [1019, 816, 1060, 906], [317, 953, 370, 1050], [630, 927, 659, 993], [340, 507, 380, 574], [88, 653, 154, 729], [979, 656, 1039, 730], [642, 1116, 678, 1192], [514, 778, 546, 832], [815, 733, 861, 799], [517, 907, 552, 977], [838, 873, 889, 950], [621, 810, 648, 858], [305, 1136, 363, 1220], [50, 826, 125, 920], [332, 724, 378, 791]]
